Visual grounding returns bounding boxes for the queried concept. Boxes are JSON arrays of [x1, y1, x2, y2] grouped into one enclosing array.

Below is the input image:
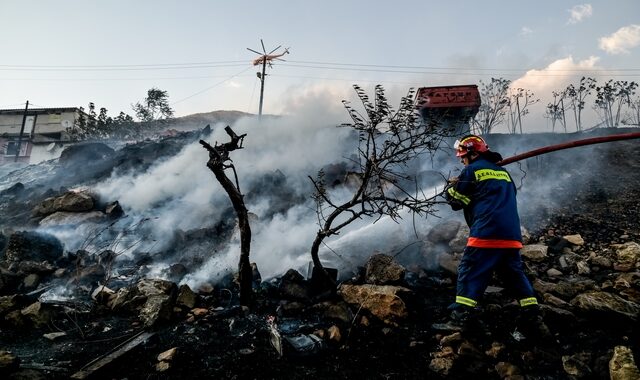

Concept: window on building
[[3, 141, 28, 157], [4, 141, 18, 156]]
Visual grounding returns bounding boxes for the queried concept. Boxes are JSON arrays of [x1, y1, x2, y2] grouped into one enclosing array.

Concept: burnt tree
[[309, 85, 452, 288], [200, 126, 252, 306]]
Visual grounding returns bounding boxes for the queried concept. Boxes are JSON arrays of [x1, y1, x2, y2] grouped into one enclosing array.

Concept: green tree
[[308, 85, 448, 284], [111, 112, 137, 139], [67, 104, 135, 141], [544, 90, 568, 133], [471, 78, 511, 135], [507, 87, 539, 134], [87, 102, 98, 134], [564, 77, 596, 131], [132, 87, 174, 122], [626, 95, 640, 126], [594, 80, 638, 128]]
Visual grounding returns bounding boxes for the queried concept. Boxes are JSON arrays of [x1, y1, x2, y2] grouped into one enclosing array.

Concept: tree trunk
[[310, 233, 324, 271], [309, 232, 337, 295], [211, 166, 253, 306], [200, 127, 252, 307]]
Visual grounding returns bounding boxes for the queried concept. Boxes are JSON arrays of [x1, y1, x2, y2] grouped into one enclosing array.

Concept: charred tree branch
[[200, 126, 252, 306]]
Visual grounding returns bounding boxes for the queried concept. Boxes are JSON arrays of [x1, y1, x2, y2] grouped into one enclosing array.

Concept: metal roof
[[0, 107, 80, 114]]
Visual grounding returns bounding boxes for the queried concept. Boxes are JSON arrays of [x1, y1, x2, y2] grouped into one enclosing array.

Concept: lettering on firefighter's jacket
[[474, 169, 511, 182]]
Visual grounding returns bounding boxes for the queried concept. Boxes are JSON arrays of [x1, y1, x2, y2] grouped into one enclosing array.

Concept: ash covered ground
[[1, 124, 639, 379]]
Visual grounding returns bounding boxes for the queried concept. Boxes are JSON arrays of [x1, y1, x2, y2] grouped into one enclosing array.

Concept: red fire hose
[[497, 131, 640, 166]]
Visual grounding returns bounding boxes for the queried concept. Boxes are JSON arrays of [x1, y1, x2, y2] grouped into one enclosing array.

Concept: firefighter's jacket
[[446, 156, 523, 248]]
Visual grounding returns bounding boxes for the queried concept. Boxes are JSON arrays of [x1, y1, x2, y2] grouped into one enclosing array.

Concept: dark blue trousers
[[454, 246, 536, 309]]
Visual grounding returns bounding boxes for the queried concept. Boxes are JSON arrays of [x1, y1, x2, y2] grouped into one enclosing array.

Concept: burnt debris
[[0, 128, 639, 379]]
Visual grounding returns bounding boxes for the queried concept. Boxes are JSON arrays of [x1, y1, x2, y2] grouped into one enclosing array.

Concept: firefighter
[[443, 135, 549, 338]]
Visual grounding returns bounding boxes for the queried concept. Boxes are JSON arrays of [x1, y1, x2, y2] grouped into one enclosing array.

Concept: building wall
[[0, 114, 36, 136], [0, 137, 32, 164], [0, 109, 76, 138], [0, 108, 77, 165], [32, 110, 75, 136], [29, 143, 64, 163]]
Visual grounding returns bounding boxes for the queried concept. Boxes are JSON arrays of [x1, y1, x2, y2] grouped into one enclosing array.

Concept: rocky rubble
[[0, 129, 639, 379], [1, 221, 639, 378]]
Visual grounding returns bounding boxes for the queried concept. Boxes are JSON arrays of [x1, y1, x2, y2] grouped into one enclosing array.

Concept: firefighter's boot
[[517, 306, 552, 342], [432, 306, 478, 333]]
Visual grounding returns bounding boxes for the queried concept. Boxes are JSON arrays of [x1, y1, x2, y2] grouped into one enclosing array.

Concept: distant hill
[[168, 110, 255, 130]]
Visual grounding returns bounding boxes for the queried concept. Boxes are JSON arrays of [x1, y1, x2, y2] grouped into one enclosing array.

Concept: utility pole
[[247, 40, 289, 120], [15, 100, 29, 163], [258, 58, 267, 120]]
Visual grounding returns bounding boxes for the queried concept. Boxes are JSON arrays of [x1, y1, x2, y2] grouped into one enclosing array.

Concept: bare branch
[[309, 85, 459, 279]]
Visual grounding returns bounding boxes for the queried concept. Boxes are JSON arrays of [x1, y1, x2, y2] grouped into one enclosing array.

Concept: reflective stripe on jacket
[[446, 156, 522, 247]]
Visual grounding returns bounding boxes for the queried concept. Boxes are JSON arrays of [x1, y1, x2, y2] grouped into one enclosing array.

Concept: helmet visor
[[454, 139, 467, 157]]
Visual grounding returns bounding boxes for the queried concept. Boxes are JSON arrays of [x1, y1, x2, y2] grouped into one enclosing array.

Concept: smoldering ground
[[1, 87, 625, 295]]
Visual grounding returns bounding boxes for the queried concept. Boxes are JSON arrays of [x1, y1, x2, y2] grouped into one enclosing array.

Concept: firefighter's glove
[[443, 177, 464, 211]]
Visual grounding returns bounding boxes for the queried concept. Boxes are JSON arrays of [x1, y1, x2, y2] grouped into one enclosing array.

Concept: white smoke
[[42, 82, 606, 291], [83, 87, 363, 286]]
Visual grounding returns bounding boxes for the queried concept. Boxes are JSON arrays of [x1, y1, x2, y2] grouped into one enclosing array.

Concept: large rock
[[278, 269, 310, 301], [310, 300, 354, 323], [4, 231, 63, 263], [32, 197, 56, 216], [535, 279, 597, 300], [21, 302, 55, 328], [520, 244, 548, 262], [609, 346, 640, 380], [58, 142, 115, 166], [137, 278, 177, 298], [562, 353, 592, 378], [39, 211, 106, 227], [364, 254, 405, 285], [570, 291, 640, 321], [0, 295, 21, 317], [176, 284, 197, 309], [140, 294, 174, 328], [16, 260, 56, 275], [0, 350, 20, 374], [613, 272, 640, 303], [136, 279, 178, 327], [108, 287, 140, 311], [427, 220, 462, 244], [564, 234, 585, 246], [438, 253, 461, 275], [448, 225, 469, 253], [338, 284, 411, 325], [612, 242, 640, 266], [0, 182, 24, 197], [33, 190, 95, 216], [429, 346, 456, 376], [54, 190, 94, 212]]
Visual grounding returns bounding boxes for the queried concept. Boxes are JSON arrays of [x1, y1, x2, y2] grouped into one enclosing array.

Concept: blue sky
[[1, 1, 639, 131]]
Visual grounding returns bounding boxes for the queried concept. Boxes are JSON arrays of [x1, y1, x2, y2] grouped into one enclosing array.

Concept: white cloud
[[520, 26, 533, 36], [598, 24, 640, 54], [225, 80, 242, 88], [567, 4, 593, 25], [509, 56, 602, 132], [511, 56, 600, 95]]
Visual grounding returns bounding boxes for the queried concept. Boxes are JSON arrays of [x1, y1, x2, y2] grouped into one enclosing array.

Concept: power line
[[0, 60, 246, 69], [0, 74, 255, 81], [0, 63, 247, 72], [2, 59, 638, 73], [3, 66, 638, 84], [278, 63, 640, 77], [170, 66, 253, 106], [286, 60, 640, 73]]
